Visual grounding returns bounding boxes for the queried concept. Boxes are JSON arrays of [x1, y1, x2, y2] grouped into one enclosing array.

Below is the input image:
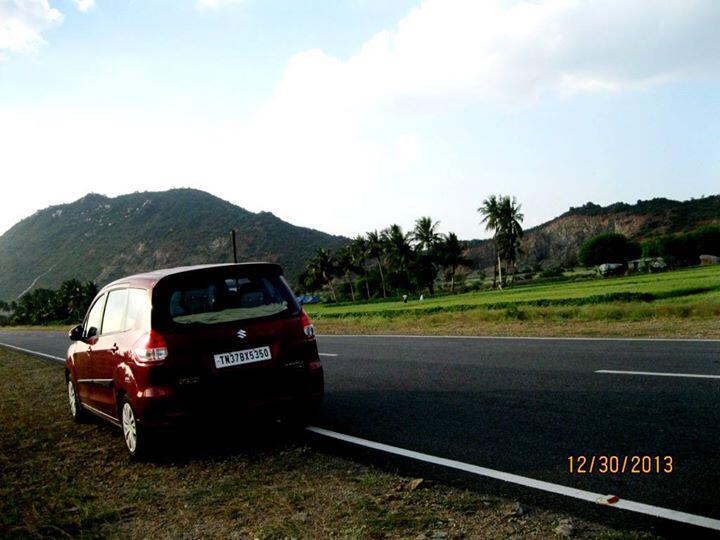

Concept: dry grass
[[0, 324, 71, 332], [315, 314, 720, 339], [0, 350, 652, 539]]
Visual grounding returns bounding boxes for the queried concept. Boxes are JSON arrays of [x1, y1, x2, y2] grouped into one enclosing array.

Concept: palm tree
[[309, 247, 338, 302], [412, 216, 442, 294], [350, 235, 371, 299], [498, 196, 524, 284], [366, 230, 387, 298], [438, 232, 471, 293], [478, 195, 504, 288], [382, 224, 414, 290], [336, 245, 357, 302], [478, 195, 524, 288], [412, 216, 442, 252]]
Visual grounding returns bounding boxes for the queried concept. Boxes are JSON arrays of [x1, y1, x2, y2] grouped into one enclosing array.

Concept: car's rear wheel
[[121, 398, 151, 459], [67, 379, 90, 423]]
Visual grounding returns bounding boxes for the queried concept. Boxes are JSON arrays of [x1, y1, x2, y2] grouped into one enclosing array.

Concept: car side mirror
[[69, 324, 84, 342]]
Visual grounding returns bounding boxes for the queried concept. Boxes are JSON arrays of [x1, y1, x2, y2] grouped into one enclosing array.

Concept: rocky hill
[[465, 195, 720, 271], [0, 189, 348, 300]]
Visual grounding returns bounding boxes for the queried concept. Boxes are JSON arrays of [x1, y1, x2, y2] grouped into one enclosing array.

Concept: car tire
[[67, 379, 90, 423], [120, 397, 151, 459]]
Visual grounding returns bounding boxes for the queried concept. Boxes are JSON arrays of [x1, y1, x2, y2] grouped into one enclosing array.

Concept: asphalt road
[[2, 331, 720, 533]]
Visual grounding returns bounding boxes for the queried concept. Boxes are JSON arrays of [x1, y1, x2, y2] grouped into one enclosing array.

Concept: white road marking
[[319, 353, 338, 357], [0, 342, 64, 364], [596, 369, 720, 380], [319, 334, 720, 343], [306, 426, 720, 531]]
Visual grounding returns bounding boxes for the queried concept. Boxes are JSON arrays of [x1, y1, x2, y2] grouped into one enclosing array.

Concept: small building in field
[[627, 257, 667, 273], [597, 263, 625, 276], [700, 254, 720, 266]]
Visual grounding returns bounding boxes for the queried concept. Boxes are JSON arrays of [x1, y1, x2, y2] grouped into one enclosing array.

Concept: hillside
[[0, 189, 348, 300], [465, 195, 720, 271]]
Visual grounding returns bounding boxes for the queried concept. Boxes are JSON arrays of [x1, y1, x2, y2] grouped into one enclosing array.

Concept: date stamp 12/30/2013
[[568, 455, 673, 474]]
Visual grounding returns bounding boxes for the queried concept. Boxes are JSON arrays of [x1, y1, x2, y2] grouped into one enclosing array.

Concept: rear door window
[[124, 288, 150, 331], [102, 289, 128, 334], [165, 272, 298, 326]]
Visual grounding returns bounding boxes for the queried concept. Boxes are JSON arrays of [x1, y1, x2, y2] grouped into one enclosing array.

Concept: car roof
[[100, 262, 283, 292]]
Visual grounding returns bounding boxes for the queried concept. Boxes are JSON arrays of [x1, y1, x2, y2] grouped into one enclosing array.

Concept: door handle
[[111, 344, 119, 354]]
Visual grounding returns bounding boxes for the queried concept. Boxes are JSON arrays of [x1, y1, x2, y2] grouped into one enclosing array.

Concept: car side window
[[84, 295, 106, 338], [124, 288, 150, 331], [102, 289, 129, 335]]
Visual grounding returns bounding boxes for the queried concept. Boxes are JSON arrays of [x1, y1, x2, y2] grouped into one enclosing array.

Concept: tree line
[[578, 225, 720, 269], [300, 194, 526, 301], [0, 280, 97, 326]]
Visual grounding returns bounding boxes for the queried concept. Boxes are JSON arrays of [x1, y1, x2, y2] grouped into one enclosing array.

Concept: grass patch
[[0, 350, 644, 539], [307, 266, 720, 338]]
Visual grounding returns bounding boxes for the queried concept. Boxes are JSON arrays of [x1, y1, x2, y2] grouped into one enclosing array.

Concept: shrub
[[643, 225, 720, 267], [578, 233, 641, 267], [539, 266, 565, 278]]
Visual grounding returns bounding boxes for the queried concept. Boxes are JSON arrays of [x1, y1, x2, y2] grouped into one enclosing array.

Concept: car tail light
[[307, 359, 322, 371], [133, 330, 169, 364], [300, 309, 315, 338]]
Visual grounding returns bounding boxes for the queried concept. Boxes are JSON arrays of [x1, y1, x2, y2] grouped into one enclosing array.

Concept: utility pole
[[231, 229, 238, 263]]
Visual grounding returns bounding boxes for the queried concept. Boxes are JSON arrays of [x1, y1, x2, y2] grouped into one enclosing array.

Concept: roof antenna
[[231, 229, 238, 263]]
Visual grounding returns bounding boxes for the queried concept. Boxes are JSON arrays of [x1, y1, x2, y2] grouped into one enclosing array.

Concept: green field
[[305, 266, 720, 338]]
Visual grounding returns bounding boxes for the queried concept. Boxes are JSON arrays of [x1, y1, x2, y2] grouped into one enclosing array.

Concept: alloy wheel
[[122, 402, 137, 454], [67, 380, 77, 417]]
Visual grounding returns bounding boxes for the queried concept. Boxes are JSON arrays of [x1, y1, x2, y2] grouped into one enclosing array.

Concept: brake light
[[300, 309, 315, 338], [307, 359, 322, 371], [133, 330, 169, 363]]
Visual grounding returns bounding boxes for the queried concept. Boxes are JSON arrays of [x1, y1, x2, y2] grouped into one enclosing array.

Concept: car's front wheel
[[121, 398, 151, 459], [67, 379, 90, 423]]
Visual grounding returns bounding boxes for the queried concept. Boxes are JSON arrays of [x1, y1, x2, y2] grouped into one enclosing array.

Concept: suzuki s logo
[[236, 329, 247, 339]]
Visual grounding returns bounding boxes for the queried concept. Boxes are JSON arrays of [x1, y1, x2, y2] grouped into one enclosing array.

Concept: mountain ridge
[[465, 195, 720, 270], [1, 190, 717, 300], [0, 188, 348, 300]]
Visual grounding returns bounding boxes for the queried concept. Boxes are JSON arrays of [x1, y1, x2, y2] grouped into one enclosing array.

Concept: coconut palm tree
[[438, 232, 471, 293], [412, 216, 442, 252], [366, 230, 388, 298], [336, 245, 357, 302], [350, 235, 371, 299], [308, 247, 338, 302], [382, 224, 414, 290], [478, 195, 524, 288], [478, 194, 504, 288], [412, 216, 442, 294], [498, 196, 524, 284]]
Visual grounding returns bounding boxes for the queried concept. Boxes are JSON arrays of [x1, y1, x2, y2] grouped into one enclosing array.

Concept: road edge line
[[596, 369, 720, 380], [306, 425, 720, 531], [0, 342, 65, 364], [318, 334, 720, 343]]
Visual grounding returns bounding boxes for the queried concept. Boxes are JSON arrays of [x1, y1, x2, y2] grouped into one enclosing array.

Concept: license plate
[[214, 346, 272, 369]]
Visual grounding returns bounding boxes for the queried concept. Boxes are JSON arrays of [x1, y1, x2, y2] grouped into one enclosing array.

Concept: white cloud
[[221, 0, 720, 236], [0, 0, 63, 54], [195, 0, 244, 10], [267, 0, 720, 111], [73, 0, 94, 13]]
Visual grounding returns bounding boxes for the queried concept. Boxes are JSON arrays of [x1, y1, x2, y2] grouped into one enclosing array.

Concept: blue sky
[[1, 0, 718, 240]]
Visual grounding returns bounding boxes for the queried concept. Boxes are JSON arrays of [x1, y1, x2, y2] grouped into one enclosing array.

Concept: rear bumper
[[136, 368, 323, 428]]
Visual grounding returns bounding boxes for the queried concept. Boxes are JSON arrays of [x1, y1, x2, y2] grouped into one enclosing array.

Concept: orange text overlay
[[567, 455, 673, 474]]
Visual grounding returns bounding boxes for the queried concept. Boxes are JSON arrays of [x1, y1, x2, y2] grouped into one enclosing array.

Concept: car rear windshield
[[159, 269, 299, 327]]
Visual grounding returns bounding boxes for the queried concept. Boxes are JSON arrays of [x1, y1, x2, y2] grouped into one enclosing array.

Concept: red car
[[65, 263, 323, 457]]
